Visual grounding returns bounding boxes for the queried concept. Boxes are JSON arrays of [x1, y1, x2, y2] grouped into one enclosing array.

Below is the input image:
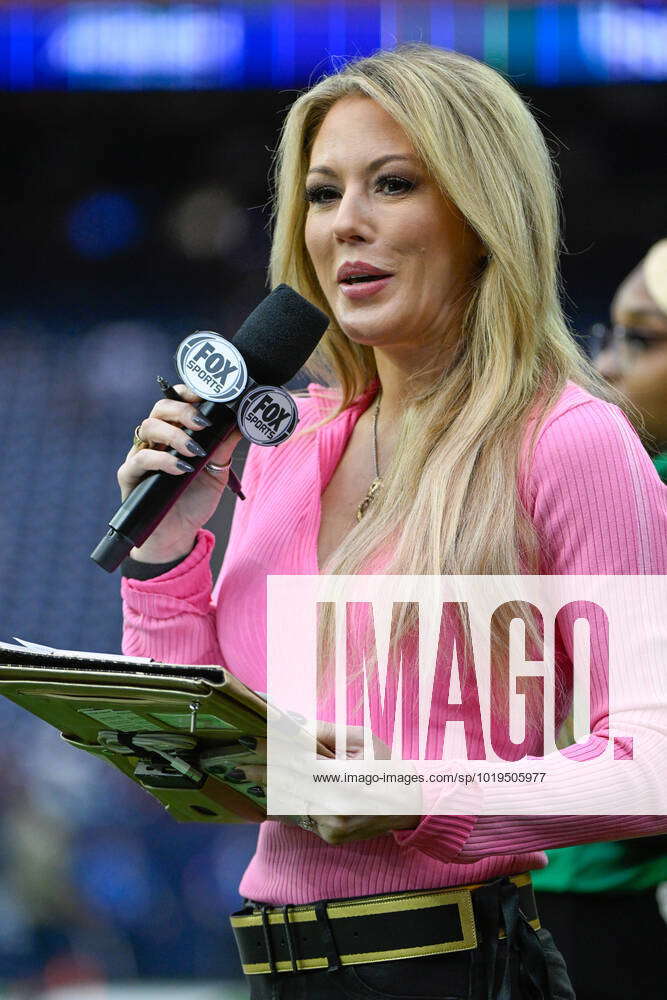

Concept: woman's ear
[[475, 246, 490, 271], [468, 227, 488, 265]]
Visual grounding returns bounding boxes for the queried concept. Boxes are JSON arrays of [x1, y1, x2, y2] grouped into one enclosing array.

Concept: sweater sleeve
[[120, 442, 266, 667], [394, 397, 667, 863]]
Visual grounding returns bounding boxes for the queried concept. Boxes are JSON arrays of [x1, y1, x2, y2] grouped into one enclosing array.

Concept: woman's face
[[303, 96, 483, 360], [597, 268, 667, 449]]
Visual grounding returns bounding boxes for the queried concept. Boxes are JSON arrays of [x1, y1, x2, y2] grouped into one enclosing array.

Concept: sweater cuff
[[392, 813, 478, 862], [121, 548, 194, 580], [120, 529, 216, 617], [392, 767, 481, 862]]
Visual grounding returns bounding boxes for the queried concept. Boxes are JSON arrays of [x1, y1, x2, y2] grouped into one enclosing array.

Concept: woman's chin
[[343, 334, 392, 350], [338, 323, 400, 347]]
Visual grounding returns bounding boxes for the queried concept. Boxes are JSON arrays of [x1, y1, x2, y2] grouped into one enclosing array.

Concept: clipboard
[[0, 639, 316, 824]]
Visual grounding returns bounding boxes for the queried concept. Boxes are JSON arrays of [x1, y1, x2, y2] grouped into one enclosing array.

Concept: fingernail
[[248, 785, 265, 797], [238, 736, 257, 751], [176, 459, 195, 473], [226, 768, 246, 783], [186, 439, 207, 457], [227, 469, 246, 501], [192, 415, 212, 427]]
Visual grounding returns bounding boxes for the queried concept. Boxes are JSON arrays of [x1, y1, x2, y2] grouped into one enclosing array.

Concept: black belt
[[231, 873, 540, 975]]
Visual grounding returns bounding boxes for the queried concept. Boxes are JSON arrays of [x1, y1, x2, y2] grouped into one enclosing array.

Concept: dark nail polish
[[192, 415, 212, 427], [227, 468, 246, 500], [238, 736, 257, 751], [248, 785, 265, 797], [226, 768, 246, 783], [186, 439, 207, 457], [176, 459, 195, 473]]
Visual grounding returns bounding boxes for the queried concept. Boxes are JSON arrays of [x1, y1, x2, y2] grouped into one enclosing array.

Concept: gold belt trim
[[231, 873, 539, 974]]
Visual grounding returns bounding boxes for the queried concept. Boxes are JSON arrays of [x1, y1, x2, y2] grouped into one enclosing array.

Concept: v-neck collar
[[311, 377, 380, 573]]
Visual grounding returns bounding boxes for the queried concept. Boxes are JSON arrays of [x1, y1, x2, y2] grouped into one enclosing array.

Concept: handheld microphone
[[91, 285, 329, 573]]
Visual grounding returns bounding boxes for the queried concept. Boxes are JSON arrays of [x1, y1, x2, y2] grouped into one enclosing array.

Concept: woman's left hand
[[281, 812, 421, 843]]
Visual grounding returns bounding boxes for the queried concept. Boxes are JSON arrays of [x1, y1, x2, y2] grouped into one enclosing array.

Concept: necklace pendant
[[356, 477, 383, 521]]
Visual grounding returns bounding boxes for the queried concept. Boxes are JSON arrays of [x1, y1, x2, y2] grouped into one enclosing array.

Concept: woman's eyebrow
[[306, 154, 416, 177], [616, 308, 667, 326]]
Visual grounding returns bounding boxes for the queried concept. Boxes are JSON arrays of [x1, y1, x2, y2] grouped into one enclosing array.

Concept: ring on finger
[[132, 424, 151, 450], [204, 457, 232, 476], [297, 815, 318, 833]]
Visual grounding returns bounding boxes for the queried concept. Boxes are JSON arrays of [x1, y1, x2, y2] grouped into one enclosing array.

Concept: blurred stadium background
[[0, 1, 665, 995]]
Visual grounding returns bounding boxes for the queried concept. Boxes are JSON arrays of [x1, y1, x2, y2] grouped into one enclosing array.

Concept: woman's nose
[[332, 191, 373, 242]]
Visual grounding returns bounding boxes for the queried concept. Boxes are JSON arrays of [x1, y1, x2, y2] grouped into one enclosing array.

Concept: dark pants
[[243, 926, 574, 999], [536, 889, 667, 1000]]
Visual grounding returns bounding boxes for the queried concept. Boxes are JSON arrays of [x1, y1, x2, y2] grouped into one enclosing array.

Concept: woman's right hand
[[117, 384, 244, 564]]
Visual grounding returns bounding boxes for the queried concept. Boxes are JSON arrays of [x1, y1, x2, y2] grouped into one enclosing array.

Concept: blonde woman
[[118, 45, 667, 999]]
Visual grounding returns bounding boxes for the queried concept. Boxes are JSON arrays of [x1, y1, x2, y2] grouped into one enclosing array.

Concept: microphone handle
[[91, 400, 239, 573]]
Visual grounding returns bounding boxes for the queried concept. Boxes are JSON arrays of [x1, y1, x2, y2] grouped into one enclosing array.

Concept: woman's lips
[[339, 276, 393, 300]]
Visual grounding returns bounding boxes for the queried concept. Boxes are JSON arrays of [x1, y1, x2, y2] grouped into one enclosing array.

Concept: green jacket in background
[[533, 452, 667, 893]]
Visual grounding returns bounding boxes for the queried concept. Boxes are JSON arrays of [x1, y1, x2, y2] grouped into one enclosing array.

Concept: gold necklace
[[356, 389, 383, 521]]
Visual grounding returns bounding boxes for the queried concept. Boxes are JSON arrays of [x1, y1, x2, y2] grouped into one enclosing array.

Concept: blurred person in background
[[533, 238, 667, 1000], [596, 238, 667, 478], [115, 45, 667, 1000]]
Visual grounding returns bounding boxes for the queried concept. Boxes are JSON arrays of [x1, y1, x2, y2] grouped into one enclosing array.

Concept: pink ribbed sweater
[[122, 380, 667, 905]]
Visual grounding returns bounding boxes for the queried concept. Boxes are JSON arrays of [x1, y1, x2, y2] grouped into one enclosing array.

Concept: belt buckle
[[331, 887, 478, 966]]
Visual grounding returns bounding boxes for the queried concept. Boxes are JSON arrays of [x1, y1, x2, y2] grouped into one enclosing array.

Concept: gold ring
[[133, 424, 150, 450]]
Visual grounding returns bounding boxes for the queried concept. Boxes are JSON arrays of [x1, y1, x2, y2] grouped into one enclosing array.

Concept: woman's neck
[[371, 335, 458, 420], [372, 349, 429, 424]]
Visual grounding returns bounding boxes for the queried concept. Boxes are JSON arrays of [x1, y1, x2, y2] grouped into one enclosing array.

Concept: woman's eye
[[304, 175, 415, 205], [376, 175, 415, 195], [305, 185, 338, 205], [626, 329, 659, 351]]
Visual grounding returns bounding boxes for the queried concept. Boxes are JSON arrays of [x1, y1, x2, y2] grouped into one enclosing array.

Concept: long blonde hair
[[269, 44, 622, 711]]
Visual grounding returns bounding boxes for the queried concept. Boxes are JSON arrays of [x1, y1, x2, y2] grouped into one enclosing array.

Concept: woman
[[596, 237, 667, 467], [117, 45, 667, 999]]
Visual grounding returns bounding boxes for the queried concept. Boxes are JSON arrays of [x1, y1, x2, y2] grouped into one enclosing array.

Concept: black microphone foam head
[[232, 284, 330, 386]]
